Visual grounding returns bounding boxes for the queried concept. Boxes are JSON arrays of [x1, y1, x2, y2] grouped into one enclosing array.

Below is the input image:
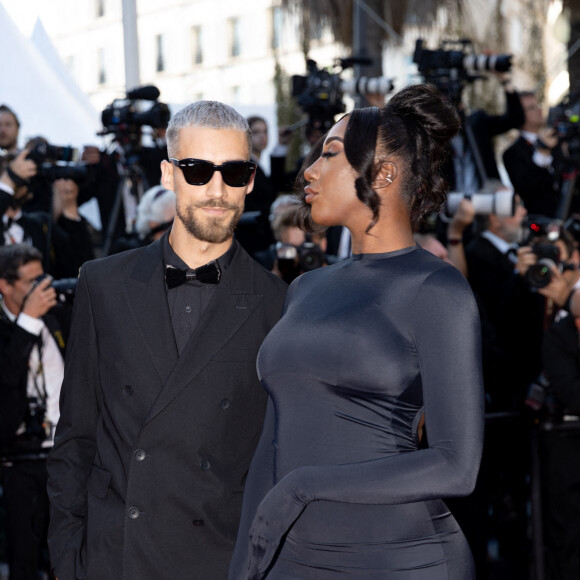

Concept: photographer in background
[[255, 204, 327, 283], [0, 146, 94, 279], [109, 184, 175, 254], [460, 198, 575, 575], [234, 116, 277, 257], [415, 198, 475, 277], [0, 244, 71, 580], [0, 109, 60, 215], [0, 105, 20, 158], [541, 286, 580, 580], [503, 91, 561, 218]]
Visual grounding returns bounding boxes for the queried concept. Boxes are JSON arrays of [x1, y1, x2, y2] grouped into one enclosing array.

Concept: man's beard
[[176, 199, 243, 243], [0, 136, 17, 151]]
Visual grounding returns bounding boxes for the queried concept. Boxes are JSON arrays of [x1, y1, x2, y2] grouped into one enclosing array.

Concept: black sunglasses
[[169, 158, 256, 187]]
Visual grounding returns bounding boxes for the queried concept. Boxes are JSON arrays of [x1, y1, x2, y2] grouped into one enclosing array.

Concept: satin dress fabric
[[230, 245, 484, 579]]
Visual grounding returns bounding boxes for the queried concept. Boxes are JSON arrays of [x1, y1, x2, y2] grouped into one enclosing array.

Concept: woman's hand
[[246, 469, 310, 579]]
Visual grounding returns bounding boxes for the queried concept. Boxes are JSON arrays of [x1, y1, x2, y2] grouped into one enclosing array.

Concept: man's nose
[[205, 170, 227, 197]]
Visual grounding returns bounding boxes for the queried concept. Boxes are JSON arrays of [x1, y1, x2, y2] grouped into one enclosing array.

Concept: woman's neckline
[[351, 244, 419, 261]]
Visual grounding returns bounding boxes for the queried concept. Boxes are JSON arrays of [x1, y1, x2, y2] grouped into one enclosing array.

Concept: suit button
[[219, 398, 230, 409], [200, 459, 210, 471], [128, 507, 140, 519], [134, 449, 146, 461], [193, 519, 204, 526], [123, 385, 133, 396]]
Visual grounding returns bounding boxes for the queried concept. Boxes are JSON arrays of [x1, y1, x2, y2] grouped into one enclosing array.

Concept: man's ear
[[160, 160, 175, 191], [245, 170, 256, 196], [0, 278, 12, 297], [373, 160, 398, 189]]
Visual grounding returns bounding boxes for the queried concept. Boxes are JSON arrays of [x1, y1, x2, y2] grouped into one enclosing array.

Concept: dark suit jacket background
[[543, 314, 580, 413], [465, 236, 545, 410], [16, 212, 94, 279], [47, 236, 287, 580], [503, 136, 560, 217]]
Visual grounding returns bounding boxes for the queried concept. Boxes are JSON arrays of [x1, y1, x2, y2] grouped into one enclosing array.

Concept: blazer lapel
[[145, 243, 263, 424], [123, 235, 179, 384]]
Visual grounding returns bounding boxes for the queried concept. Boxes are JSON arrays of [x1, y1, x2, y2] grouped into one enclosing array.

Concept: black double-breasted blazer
[[46, 235, 287, 579]]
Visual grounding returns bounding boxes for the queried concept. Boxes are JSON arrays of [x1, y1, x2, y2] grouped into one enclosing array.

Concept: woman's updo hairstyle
[[379, 83, 460, 223], [345, 83, 461, 227]]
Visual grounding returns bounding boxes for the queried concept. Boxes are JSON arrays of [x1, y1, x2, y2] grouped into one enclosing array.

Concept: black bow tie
[[5, 216, 22, 228], [165, 262, 221, 289]]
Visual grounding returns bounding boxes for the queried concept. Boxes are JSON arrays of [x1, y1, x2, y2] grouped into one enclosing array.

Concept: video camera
[[548, 93, 580, 166], [26, 139, 88, 183], [291, 58, 394, 133], [100, 85, 170, 153], [413, 39, 512, 103]]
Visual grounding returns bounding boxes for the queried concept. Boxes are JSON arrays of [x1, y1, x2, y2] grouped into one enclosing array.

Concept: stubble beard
[[176, 200, 243, 244]]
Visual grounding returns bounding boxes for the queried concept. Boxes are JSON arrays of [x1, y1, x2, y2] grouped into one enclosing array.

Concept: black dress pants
[[540, 427, 580, 580], [2, 459, 50, 580]]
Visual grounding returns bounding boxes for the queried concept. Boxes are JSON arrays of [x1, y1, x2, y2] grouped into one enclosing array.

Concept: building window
[[97, 48, 107, 85], [96, 0, 105, 18], [271, 6, 283, 49], [156, 34, 166, 72], [191, 26, 203, 65], [228, 18, 241, 58]]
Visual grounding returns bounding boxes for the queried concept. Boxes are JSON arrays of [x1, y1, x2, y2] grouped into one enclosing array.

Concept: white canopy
[[0, 3, 100, 149]]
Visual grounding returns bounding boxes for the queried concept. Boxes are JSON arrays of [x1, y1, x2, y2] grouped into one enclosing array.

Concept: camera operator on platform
[[503, 91, 561, 218], [444, 72, 524, 196], [78, 87, 169, 253], [0, 147, 94, 279], [0, 243, 71, 580]]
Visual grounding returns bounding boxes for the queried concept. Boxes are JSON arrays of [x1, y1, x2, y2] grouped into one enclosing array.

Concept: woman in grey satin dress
[[229, 83, 484, 580]]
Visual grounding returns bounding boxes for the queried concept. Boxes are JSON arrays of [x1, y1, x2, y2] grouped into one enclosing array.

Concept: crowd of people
[[0, 68, 580, 579]]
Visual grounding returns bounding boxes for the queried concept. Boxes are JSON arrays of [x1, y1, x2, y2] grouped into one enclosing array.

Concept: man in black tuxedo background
[[46, 101, 287, 580], [0, 244, 70, 580], [503, 91, 561, 218]]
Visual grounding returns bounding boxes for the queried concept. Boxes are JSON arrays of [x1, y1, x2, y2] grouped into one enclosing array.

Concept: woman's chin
[[310, 209, 336, 229]]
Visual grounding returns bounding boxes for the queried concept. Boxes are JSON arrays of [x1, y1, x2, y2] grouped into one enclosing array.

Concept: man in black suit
[[46, 101, 287, 580], [503, 91, 561, 218], [0, 244, 70, 580]]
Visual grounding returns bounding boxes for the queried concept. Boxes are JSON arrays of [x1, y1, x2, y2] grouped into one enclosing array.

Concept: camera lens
[[525, 258, 556, 289]]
